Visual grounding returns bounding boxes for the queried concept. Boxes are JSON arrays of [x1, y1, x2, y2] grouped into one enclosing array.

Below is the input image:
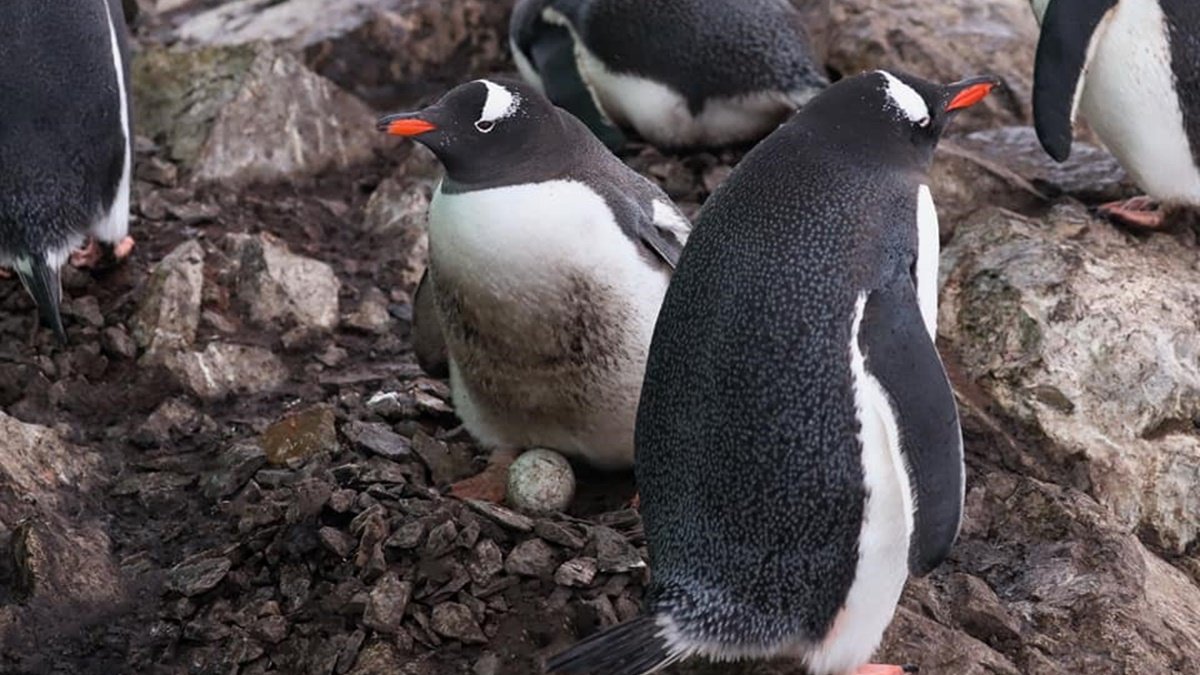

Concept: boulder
[[133, 43, 379, 185], [941, 205, 1200, 554], [827, 0, 1039, 131], [360, 145, 440, 297], [165, 342, 289, 400], [131, 239, 205, 361], [227, 232, 341, 334], [0, 412, 122, 652], [171, 0, 517, 108]]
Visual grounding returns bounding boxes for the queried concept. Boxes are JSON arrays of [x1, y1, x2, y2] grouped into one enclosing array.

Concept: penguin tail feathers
[[14, 255, 67, 343], [545, 615, 685, 675]]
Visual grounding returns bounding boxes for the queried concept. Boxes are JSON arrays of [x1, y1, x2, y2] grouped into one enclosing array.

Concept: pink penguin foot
[[1098, 196, 1165, 229], [854, 665, 918, 675], [69, 236, 135, 269]]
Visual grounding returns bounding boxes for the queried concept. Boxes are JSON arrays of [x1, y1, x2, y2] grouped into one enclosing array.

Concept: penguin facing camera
[[510, 0, 829, 151], [547, 70, 998, 675], [0, 0, 136, 343], [376, 78, 691, 503], [1031, 0, 1200, 228]]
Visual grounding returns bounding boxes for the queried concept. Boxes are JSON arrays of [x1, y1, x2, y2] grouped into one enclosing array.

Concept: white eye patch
[[475, 80, 520, 132], [877, 70, 931, 127]]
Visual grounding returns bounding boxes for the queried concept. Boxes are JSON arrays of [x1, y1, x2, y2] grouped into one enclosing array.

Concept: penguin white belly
[[428, 179, 669, 469], [1081, 0, 1200, 204], [569, 43, 795, 147], [93, 0, 131, 244], [805, 294, 914, 675]]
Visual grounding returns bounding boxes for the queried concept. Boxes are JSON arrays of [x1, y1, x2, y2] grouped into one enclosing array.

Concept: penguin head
[[377, 79, 560, 183], [801, 71, 1000, 166]]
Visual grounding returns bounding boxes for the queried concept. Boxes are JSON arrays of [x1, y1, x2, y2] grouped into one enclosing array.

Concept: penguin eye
[[475, 120, 495, 133]]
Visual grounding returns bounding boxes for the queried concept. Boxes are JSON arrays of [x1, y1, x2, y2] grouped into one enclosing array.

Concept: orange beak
[[379, 117, 438, 137], [945, 82, 997, 112]]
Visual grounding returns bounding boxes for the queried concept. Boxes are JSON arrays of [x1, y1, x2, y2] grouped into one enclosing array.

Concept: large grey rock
[[133, 43, 378, 185], [227, 232, 341, 333], [941, 205, 1200, 554], [165, 342, 289, 400], [0, 413, 121, 621], [360, 146, 440, 297], [828, 0, 1038, 131], [172, 0, 517, 108], [131, 239, 205, 360], [955, 126, 1138, 204]]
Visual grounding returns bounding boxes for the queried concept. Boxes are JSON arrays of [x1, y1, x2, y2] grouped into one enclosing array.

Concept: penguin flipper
[[545, 615, 683, 675], [859, 278, 962, 577], [14, 255, 67, 343], [412, 269, 449, 378], [1032, 0, 1119, 162], [530, 12, 627, 150]]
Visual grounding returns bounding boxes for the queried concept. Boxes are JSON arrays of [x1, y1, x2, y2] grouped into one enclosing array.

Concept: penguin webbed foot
[[0, 267, 12, 280], [1097, 196, 1165, 230], [446, 448, 519, 503], [854, 665, 919, 675], [69, 236, 135, 270]]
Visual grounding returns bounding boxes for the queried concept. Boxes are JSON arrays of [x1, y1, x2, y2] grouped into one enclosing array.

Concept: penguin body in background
[[378, 79, 690, 500], [1031, 0, 1200, 228], [510, 0, 828, 150], [547, 70, 997, 675], [0, 0, 135, 342]]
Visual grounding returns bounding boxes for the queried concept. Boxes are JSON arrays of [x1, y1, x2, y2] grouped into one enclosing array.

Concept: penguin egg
[[506, 449, 576, 515]]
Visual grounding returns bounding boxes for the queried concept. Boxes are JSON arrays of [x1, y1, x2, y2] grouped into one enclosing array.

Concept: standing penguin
[[0, 0, 136, 342], [546, 70, 997, 675], [1030, 0, 1200, 228], [377, 79, 690, 501], [510, 0, 829, 150]]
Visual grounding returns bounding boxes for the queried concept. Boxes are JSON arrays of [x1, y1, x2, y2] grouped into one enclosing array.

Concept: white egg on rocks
[[506, 448, 576, 515]]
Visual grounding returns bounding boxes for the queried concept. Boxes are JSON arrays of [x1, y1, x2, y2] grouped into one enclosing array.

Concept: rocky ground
[[1, 0, 1198, 674]]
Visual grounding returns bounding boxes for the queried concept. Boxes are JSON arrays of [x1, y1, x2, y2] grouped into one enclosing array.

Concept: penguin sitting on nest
[[0, 0, 136, 342], [546, 69, 998, 675], [509, 0, 829, 151], [1030, 0, 1200, 229], [377, 78, 691, 502]]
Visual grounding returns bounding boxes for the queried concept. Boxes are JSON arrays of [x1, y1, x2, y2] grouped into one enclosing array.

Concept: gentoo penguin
[[547, 70, 997, 675], [0, 0, 135, 342], [377, 78, 691, 501], [509, 0, 829, 150], [1030, 0, 1200, 228]]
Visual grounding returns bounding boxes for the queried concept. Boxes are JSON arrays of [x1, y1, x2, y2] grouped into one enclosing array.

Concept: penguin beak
[[377, 113, 438, 137], [944, 76, 1002, 112]]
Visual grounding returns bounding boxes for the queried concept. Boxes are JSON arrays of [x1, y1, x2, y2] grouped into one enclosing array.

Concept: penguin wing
[[1033, 0, 1119, 162], [523, 6, 627, 150], [412, 269, 449, 378], [859, 276, 963, 576]]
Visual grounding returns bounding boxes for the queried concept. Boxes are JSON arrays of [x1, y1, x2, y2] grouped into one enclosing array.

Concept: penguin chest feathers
[[1079, 0, 1200, 203], [426, 180, 670, 463]]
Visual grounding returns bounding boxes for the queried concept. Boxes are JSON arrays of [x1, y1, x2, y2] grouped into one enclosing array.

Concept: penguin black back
[[548, 0, 826, 112], [0, 0, 131, 340], [549, 71, 994, 674]]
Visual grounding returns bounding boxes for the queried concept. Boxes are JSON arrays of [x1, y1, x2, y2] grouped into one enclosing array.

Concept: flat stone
[[362, 573, 412, 634], [430, 602, 486, 644], [591, 526, 645, 573], [166, 557, 232, 597], [504, 539, 558, 578], [342, 421, 412, 460], [202, 441, 267, 499], [166, 342, 289, 401], [131, 239, 204, 360], [554, 557, 598, 588], [262, 405, 338, 466]]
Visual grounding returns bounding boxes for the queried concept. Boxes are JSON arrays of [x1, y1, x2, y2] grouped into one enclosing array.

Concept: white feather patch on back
[[877, 71, 930, 126], [477, 80, 520, 123]]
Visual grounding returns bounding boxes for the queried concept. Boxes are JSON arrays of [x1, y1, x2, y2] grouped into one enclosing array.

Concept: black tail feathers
[[545, 615, 683, 675], [14, 255, 67, 343]]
